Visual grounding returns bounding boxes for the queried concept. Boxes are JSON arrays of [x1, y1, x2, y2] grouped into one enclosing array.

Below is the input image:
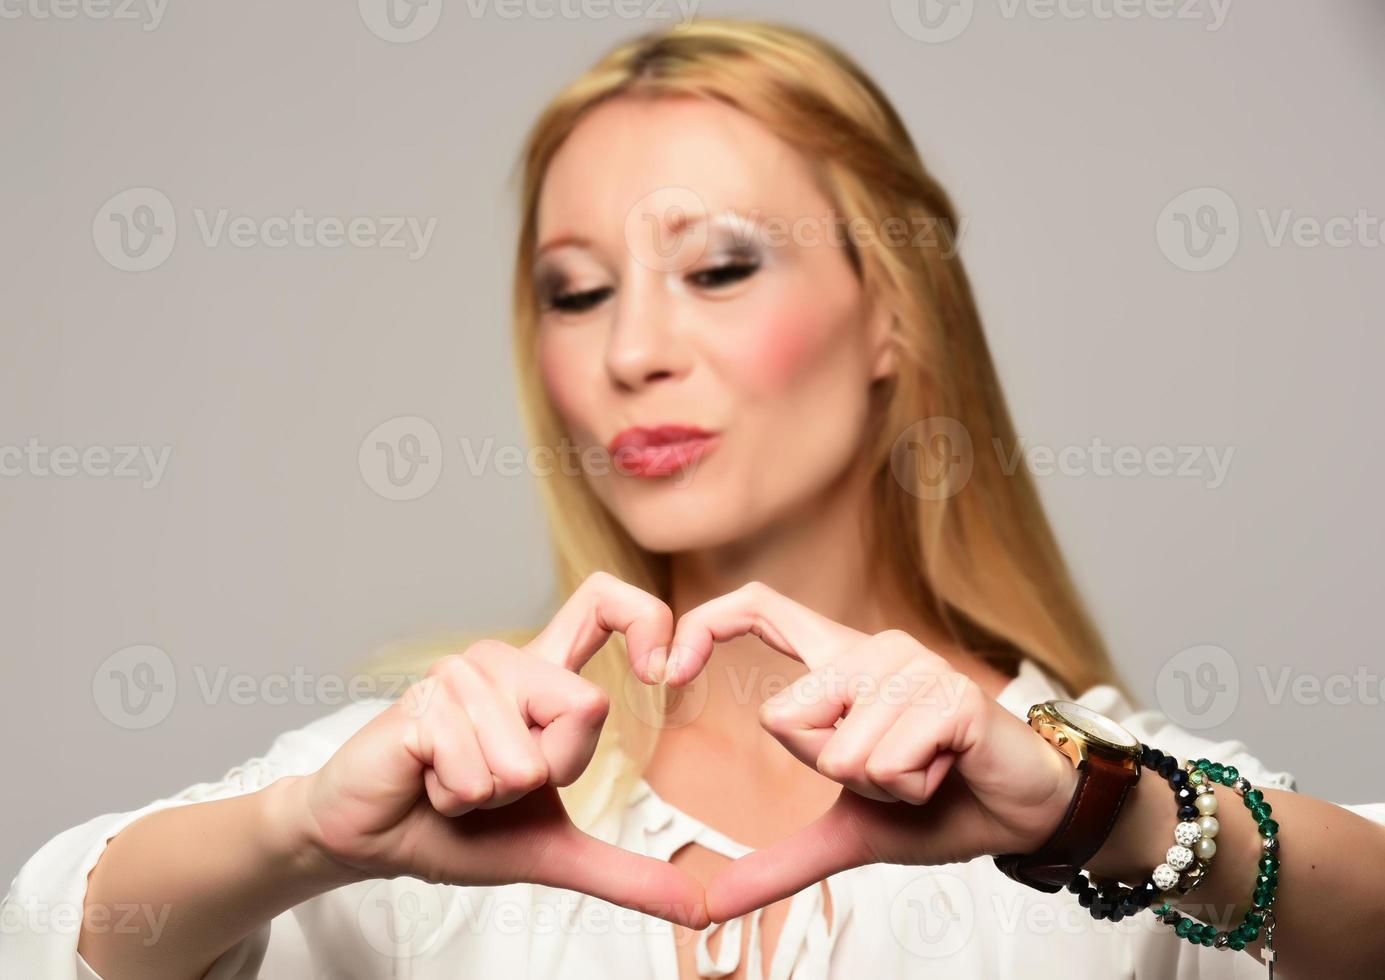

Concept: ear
[[865, 293, 898, 381]]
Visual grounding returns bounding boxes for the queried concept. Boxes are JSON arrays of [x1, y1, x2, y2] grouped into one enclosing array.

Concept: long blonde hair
[[365, 17, 1119, 833]]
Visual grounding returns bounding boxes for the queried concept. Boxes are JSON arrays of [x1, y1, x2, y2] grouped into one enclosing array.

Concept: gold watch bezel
[[1026, 699, 1141, 772]]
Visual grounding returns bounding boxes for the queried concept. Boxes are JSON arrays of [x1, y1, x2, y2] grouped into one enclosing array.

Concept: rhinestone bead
[[1232, 777, 1251, 794], [1167, 845, 1195, 871], [1152, 863, 1180, 890], [1175, 821, 1202, 846]]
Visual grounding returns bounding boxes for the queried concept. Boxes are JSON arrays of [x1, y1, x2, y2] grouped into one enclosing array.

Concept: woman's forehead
[[535, 96, 827, 250]]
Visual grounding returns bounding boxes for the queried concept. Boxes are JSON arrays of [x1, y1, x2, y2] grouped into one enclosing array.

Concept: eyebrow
[[534, 207, 758, 260]]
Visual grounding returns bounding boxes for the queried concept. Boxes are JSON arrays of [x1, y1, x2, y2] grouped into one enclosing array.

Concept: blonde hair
[[364, 17, 1120, 834]]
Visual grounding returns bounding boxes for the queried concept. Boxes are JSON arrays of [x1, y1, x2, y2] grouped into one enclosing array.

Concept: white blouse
[[5, 658, 1383, 980]]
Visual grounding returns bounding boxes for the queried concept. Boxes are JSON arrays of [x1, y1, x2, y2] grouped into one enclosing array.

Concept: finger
[[814, 698, 913, 802], [417, 689, 495, 816], [703, 793, 873, 923], [536, 827, 710, 930], [519, 666, 611, 786], [450, 660, 550, 807], [667, 581, 864, 687], [756, 666, 852, 770], [524, 571, 673, 683], [865, 703, 961, 805]]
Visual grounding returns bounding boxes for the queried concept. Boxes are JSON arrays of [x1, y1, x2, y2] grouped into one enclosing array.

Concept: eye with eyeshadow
[[536, 241, 763, 315], [546, 284, 613, 314], [685, 250, 761, 291]]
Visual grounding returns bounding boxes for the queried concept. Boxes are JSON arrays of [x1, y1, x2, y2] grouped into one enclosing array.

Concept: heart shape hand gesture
[[665, 581, 1079, 923], [296, 574, 1078, 931]]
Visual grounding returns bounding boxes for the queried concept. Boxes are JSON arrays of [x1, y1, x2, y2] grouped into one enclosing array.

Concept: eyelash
[[544, 257, 760, 314]]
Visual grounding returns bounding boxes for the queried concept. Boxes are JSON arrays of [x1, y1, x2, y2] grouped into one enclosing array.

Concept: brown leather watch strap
[[993, 753, 1139, 893]]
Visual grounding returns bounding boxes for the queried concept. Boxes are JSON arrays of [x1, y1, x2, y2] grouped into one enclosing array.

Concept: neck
[[659, 459, 977, 773]]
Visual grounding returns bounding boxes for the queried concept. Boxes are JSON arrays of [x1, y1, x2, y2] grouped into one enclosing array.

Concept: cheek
[[728, 296, 847, 395], [537, 333, 595, 440]]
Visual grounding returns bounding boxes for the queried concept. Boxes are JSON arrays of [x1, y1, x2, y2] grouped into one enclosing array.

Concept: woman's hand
[[293, 572, 710, 928], [665, 581, 1079, 923]]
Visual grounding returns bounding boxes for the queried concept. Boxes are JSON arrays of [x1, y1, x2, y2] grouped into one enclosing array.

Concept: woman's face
[[534, 95, 894, 553]]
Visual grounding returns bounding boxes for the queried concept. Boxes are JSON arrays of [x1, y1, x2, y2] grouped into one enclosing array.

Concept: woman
[[7, 17, 1384, 980]]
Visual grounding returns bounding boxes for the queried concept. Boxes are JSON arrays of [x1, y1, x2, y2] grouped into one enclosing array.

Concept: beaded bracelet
[[1062, 743, 1216, 921], [1151, 758, 1281, 976]]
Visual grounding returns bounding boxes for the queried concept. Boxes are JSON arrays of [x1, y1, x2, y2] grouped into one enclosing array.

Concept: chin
[[599, 478, 756, 554]]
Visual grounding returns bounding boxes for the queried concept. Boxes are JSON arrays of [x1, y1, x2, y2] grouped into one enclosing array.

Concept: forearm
[[1088, 767, 1385, 976], [77, 775, 359, 980]]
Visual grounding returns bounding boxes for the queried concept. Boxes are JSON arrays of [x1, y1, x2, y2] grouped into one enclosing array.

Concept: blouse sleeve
[[1074, 677, 1385, 825], [0, 698, 394, 980]]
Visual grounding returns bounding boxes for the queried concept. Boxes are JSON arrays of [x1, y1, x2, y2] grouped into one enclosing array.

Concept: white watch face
[[1049, 700, 1139, 751]]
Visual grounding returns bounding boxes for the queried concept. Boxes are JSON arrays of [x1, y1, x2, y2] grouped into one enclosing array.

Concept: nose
[[603, 272, 691, 392]]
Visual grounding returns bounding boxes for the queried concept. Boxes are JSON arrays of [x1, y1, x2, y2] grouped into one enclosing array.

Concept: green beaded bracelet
[[1151, 758, 1280, 976]]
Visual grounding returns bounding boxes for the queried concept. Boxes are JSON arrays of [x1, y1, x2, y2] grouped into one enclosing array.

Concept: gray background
[[3, 0, 1383, 886]]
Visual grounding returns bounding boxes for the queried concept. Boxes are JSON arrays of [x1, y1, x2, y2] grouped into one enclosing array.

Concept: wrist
[[1082, 764, 1169, 882], [260, 775, 366, 891]]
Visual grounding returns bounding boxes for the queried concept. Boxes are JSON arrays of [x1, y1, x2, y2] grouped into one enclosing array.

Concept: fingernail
[[646, 646, 666, 684], [666, 643, 696, 685]]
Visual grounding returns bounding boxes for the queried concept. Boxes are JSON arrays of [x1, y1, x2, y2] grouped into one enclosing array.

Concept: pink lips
[[606, 424, 720, 478]]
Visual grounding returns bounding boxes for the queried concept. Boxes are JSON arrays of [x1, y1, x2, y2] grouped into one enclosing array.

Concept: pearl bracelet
[[1151, 757, 1281, 975], [1062, 743, 1216, 921]]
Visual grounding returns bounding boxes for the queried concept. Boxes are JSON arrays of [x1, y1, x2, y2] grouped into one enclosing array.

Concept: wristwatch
[[993, 699, 1143, 893]]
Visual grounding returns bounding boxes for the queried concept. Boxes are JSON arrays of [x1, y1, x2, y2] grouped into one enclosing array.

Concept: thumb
[[533, 827, 711, 930], [703, 794, 874, 922]]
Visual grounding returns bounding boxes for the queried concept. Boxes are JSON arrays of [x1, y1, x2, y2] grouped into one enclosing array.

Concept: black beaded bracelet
[[1063, 743, 1214, 921]]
